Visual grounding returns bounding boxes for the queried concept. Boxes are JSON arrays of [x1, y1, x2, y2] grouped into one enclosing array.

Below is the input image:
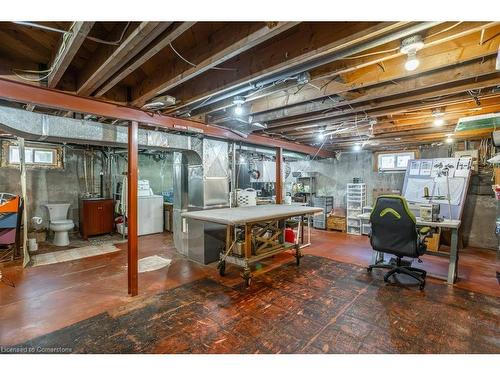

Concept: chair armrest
[[418, 226, 433, 243]]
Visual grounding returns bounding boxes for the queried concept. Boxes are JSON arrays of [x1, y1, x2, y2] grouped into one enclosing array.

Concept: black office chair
[[367, 195, 432, 290]]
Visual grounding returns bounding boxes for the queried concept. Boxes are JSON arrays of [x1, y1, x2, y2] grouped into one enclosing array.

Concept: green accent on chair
[[370, 195, 417, 224], [380, 208, 401, 219]]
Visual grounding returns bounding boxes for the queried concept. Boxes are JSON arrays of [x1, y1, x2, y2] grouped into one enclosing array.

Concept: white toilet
[[44, 203, 75, 246]]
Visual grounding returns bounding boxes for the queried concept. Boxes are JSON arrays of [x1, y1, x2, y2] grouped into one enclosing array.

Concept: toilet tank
[[45, 203, 71, 221]]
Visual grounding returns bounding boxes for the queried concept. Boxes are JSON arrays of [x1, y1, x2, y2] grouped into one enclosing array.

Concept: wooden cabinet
[[79, 199, 114, 240]]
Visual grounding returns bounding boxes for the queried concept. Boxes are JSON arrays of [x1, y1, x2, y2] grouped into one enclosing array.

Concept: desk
[[183, 205, 323, 285], [357, 212, 461, 284]]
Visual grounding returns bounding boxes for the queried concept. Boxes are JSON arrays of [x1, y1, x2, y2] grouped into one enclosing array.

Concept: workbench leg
[[447, 228, 459, 284], [242, 224, 252, 287], [294, 244, 302, 266]]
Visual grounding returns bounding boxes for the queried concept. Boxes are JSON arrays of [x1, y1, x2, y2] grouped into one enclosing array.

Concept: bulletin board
[[401, 157, 472, 220]]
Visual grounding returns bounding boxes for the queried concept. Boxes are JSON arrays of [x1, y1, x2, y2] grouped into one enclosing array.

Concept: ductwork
[[180, 22, 441, 115], [0, 105, 192, 151], [0, 105, 230, 258]]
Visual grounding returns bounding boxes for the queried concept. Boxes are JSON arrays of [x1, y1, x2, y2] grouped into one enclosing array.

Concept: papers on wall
[[404, 177, 464, 205], [419, 160, 432, 176], [455, 157, 472, 177], [409, 160, 421, 175], [405, 178, 435, 203], [430, 158, 458, 177], [432, 177, 464, 205]]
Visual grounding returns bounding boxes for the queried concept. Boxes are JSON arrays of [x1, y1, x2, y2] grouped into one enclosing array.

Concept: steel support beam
[[0, 78, 334, 158]]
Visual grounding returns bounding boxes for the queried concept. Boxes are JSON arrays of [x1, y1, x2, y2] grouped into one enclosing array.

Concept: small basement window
[[376, 151, 416, 172], [1, 141, 63, 168]]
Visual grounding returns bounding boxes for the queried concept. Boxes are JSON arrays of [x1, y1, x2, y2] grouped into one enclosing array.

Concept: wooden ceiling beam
[[261, 68, 500, 131], [47, 22, 95, 89], [251, 37, 500, 122], [269, 93, 500, 134], [130, 22, 300, 107], [163, 22, 413, 114], [95, 22, 196, 97], [77, 22, 170, 96], [194, 22, 496, 119]]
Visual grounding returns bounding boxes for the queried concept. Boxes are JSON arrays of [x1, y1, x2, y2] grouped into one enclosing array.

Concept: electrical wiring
[[12, 21, 131, 82], [13, 21, 131, 46], [425, 22, 463, 40], [12, 24, 74, 82], [86, 22, 130, 45], [340, 47, 400, 60], [168, 42, 238, 72]]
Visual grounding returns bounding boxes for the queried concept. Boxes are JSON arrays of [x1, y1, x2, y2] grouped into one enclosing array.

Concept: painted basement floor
[[0, 231, 499, 353]]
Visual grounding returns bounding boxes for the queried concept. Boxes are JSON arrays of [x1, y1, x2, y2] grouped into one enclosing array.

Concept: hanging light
[[404, 51, 420, 71], [317, 131, 325, 141], [352, 143, 362, 152], [233, 96, 245, 116], [432, 108, 445, 126], [400, 35, 424, 72], [445, 136, 454, 144]]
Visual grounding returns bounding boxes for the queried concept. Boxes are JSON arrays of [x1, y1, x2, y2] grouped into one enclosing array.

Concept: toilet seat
[[51, 219, 73, 225], [51, 219, 74, 225]]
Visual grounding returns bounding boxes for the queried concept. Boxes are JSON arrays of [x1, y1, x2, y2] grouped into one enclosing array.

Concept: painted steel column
[[275, 147, 283, 204], [127, 121, 138, 296], [18, 137, 30, 267]]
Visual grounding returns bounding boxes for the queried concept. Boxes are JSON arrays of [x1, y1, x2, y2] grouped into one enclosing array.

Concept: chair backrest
[[370, 195, 420, 258]]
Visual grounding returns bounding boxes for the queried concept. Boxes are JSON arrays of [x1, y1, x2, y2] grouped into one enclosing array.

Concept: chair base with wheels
[[368, 256, 426, 290]]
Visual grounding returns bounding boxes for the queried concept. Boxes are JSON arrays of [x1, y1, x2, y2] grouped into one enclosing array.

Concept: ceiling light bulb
[[445, 137, 454, 144], [405, 52, 420, 71], [353, 144, 361, 152], [317, 132, 325, 141], [434, 117, 445, 126], [234, 104, 243, 116]]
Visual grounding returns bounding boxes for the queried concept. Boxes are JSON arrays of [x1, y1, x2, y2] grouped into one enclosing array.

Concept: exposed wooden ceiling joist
[[95, 22, 196, 97], [130, 22, 300, 107], [47, 22, 95, 88], [261, 71, 500, 133], [197, 22, 500, 119], [250, 24, 500, 122], [163, 22, 414, 114], [77, 22, 171, 96]]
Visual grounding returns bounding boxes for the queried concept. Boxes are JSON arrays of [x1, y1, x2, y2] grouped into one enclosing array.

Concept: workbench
[[358, 212, 461, 284], [182, 205, 323, 286]]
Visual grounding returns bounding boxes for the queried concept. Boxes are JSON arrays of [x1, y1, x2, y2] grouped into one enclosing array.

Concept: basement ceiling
[[0, 21, 499, 151]]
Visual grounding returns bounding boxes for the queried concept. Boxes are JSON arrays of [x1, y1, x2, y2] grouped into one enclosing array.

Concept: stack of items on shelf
[[312, 196, 334, 229], [0, 193, 23, 262], [347, 182, 366, 235]]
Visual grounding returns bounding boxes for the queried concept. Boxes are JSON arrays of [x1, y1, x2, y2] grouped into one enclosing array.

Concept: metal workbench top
[[182, 204, 323, 225]]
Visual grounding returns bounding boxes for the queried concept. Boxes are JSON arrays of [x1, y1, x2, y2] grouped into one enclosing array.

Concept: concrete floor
[[0, 230, 498, 350]]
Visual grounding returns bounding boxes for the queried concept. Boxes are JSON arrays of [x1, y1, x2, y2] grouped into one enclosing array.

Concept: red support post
[[127, 121, 139, 296], [276, 147, 283, 204]]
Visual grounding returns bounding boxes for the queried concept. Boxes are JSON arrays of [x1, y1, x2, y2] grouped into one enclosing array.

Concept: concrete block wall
[[0, 147, 174, 231]]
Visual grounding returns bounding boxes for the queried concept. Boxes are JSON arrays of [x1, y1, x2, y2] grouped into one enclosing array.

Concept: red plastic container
[[285, 228, 295, 243]]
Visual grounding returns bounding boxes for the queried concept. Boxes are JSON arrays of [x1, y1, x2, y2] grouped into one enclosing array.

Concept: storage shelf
[[346, 182, 366, 236]]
